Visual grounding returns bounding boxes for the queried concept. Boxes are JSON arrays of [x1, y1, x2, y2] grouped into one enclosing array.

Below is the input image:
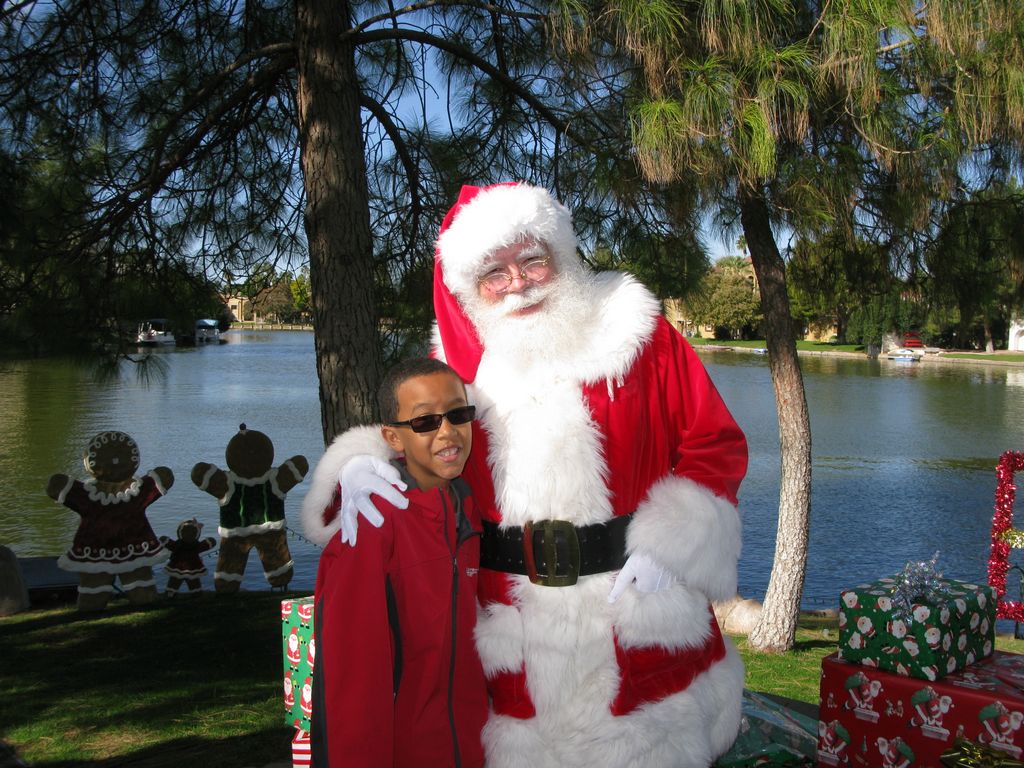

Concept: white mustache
[[493, 285, 550, 315]]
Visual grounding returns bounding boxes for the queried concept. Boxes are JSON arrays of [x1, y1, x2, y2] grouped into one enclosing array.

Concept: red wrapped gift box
[[817, 651, 1024, 767], [292, 726, 311, 767]]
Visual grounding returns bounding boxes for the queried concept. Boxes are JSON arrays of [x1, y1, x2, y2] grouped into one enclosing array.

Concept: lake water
[[2, 331, 1023, 614]]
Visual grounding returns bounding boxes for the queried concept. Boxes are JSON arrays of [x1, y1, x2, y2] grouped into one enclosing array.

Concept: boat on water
[[136, 319, 176, 347], [194, 319, 222, 344], [885, 347, 922, 361]]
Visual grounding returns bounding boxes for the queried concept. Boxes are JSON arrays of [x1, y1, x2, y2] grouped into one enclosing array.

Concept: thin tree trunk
[[295, 0, 382, 444], [740, 188, 813, 653]]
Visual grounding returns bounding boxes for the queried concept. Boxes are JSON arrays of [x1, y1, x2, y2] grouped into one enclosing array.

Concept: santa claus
[[302, 182, 748, 767]]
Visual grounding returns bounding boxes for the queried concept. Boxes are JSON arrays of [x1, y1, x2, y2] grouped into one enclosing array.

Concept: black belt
[[479, 515, 632, 587]]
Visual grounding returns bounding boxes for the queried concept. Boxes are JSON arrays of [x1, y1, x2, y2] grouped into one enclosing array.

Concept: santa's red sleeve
[[310, 521, 395, 767], [626, 318, 748, 602]]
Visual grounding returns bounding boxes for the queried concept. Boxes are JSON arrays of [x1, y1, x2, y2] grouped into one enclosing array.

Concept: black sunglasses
[[388, 405, 477, 434]]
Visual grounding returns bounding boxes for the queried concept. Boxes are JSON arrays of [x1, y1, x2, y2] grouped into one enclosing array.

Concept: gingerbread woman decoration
[[159, 518, 216, 597], [48, 431, 171, 611], [191, 424, 307, 593]]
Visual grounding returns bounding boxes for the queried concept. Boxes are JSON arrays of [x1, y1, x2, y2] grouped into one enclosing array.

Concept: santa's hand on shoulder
[[608, 552, 676, 603], [337, 455, 409, 546]]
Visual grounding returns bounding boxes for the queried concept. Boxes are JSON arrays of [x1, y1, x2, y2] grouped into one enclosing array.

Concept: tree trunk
[[295, 0, 382, 444], [740, 188, 813, 653], [957, 299, 973, 351]]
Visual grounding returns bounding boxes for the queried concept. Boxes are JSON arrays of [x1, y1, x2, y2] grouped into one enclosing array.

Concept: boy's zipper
[[442, 484, 482, 768], [443, 491, 463, 768]]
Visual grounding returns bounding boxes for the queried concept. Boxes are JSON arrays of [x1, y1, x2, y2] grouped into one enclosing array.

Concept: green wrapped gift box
[[715, 691, 817, 767], [838, 576, 995, 681], [281, 596, 315, 731]]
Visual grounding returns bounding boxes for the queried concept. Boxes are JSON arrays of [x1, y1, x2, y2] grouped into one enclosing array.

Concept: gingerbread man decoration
[[191, 424, 307, 593]]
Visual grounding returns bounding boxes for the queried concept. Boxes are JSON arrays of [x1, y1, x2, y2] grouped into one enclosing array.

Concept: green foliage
[[591, 230, 709, 300], [925, 187, 1024, 347], [787, 234, 892, 343], [608, 0, 1024, 357], [290, 270, 311, 318], [0, 137, 226, 356], [687, 259, 762, 338], [845, 289, 924, 347]]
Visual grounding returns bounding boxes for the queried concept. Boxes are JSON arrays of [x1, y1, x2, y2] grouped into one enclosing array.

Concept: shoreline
[[693, 343, 1024, 367]]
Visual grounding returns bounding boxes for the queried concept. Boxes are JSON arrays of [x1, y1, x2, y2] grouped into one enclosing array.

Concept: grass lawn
[[1, 592, 295, 767], [688, 337, 865, 354], [5, 593, 1024, 766], [943, 352, 1024, 363]]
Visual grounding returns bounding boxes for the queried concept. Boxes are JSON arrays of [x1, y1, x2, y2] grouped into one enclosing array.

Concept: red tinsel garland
[[988, 450, 1024, 621]]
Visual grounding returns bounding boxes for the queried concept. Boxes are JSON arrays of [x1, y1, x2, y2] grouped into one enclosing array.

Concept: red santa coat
[[452, 274, 747, 768], [462, 302, 746, 711]]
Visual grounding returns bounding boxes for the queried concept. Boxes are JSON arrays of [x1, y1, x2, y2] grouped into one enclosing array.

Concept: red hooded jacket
[[310, 466, 486, 767]]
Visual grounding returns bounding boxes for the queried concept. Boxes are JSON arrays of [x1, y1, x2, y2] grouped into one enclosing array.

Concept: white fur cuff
[[627, 475, 741, 602], [474, 601, 525, 676], [299, 425, 393, 545]]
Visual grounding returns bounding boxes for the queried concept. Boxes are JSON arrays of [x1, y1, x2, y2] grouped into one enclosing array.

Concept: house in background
[[223, 294, 263, 323], [1010, 315, 1024, 352], [663, 298, 715, 339]]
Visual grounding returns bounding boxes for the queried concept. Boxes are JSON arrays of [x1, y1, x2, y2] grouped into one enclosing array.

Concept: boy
[[310, 357, 487, 767]]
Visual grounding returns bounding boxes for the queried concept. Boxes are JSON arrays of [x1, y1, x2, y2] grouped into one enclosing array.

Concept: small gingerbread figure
[[159, 518, 216, 597], [192, 424, 308, 593], [48, 431, 171, 611]]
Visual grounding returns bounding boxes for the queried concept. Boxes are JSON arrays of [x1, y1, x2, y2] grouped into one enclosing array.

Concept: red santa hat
[[432, 182, 581, 382]]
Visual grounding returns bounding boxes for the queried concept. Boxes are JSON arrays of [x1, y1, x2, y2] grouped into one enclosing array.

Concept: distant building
[[1010, 314, 1024, 352], [663, 256, 760, 340], [663, 298, 715, 339], [803, 323, 840, 343], [223, 294, 262, 323]]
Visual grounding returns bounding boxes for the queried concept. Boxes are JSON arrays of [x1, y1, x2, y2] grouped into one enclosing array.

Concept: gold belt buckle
[[523, 519, 581, 587]]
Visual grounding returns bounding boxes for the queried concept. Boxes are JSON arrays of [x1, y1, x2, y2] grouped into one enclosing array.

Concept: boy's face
[[381, 371, 472, 492]]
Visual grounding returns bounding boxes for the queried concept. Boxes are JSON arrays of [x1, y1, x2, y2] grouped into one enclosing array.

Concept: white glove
[[608, 552, 676, 603], [338, 455, 409, 546]]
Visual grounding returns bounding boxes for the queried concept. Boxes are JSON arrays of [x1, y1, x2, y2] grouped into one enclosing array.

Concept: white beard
[[462, 272, 594, 369]]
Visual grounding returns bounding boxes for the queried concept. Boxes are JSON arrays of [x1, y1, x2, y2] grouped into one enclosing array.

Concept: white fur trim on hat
[[299, 425, 394, 546], [627, 475, 741, 602], [437, 183, 583, 299]]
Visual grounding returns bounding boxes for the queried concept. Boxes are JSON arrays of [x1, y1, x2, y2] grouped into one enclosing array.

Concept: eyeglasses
[[477, 256, 551, 295], [388, 405, 477, 433]]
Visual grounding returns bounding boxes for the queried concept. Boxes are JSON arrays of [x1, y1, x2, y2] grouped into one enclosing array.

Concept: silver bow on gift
[[891, 552, 943, 623]]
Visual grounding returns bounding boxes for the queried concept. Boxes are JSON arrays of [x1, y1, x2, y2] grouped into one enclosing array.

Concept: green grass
[[687, 337, 1024, 361], [5, 595, 1024, 766], [734, 616, 840, 703], [943, 352, 1024, 362], [795, 340, 865, 354], [1, 592, 295, 767], [687, 337, 864, 354]]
